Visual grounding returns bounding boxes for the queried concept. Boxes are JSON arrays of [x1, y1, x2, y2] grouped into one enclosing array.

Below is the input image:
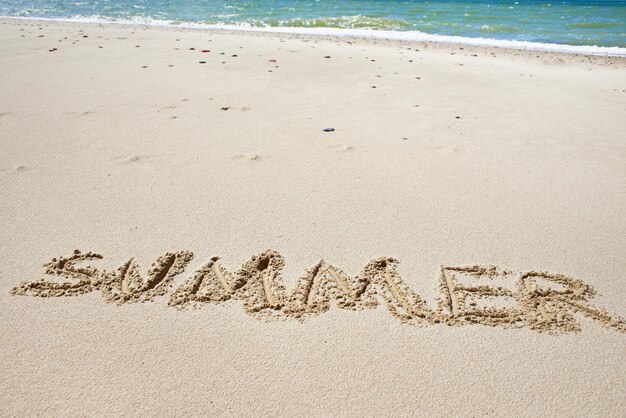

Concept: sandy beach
[[1, 17, 625, 416]]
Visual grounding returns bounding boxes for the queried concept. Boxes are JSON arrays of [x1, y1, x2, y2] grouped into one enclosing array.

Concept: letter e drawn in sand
[[436, 266, 525, 328]]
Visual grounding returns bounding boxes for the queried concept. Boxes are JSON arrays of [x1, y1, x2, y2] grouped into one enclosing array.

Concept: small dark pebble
[[221, 107, 230, 111], [201, 49, 210, 53], [324, 56, 331, 58], [455, 116, 461, 119], [323, 128, 335, 132], [141, 65, 148, 68], [232, 54, 237, 57], [199, 61, 206, 64], [189, 47, 195, 50], [48, 48, 57, 52]]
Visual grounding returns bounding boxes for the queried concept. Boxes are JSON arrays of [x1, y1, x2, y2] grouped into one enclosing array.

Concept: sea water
[[2, 0, 625, 52]]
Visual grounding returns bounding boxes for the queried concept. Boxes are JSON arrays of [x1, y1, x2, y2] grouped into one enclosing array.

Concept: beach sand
[[1, 18, 625, 416]]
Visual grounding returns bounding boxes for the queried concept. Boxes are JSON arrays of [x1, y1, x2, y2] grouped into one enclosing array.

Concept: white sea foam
[[4, 15, 626, 57]]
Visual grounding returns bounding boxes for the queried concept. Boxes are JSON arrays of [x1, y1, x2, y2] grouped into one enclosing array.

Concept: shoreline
[[3, 15, 626, 58]]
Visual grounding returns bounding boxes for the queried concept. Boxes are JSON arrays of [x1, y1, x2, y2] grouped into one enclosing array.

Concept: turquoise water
[[2, 0, 625, 48]]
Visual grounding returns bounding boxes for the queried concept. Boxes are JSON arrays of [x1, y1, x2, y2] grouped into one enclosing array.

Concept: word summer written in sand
[[11, 249, 626, 334]]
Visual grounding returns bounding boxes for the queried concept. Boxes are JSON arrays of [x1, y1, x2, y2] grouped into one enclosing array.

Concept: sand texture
[[1, 18, 625, 416]]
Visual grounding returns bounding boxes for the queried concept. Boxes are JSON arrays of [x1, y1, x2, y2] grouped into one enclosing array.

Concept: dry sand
[[1, 18, 625, 416]]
